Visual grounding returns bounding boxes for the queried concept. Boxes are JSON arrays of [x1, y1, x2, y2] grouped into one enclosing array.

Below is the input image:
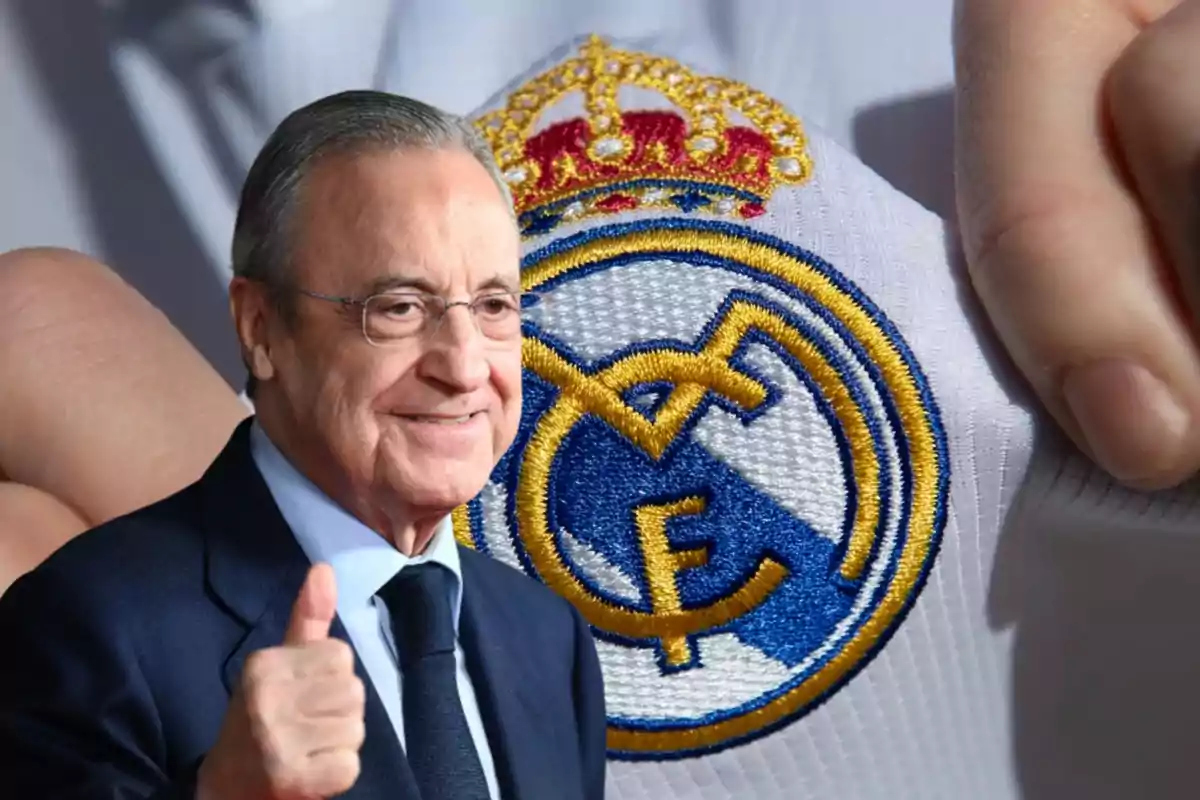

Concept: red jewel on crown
[[474, 36, 812, 237]]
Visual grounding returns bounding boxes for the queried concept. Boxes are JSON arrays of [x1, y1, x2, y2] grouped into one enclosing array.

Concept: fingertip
[[1061, 358, 1198, 489], [305, 562, 338, 617], [285, 563, 338, 645], [1101, 448, 1200, 493]]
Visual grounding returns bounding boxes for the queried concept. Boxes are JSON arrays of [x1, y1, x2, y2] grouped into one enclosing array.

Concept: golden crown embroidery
[[475, 36, 812, 236]]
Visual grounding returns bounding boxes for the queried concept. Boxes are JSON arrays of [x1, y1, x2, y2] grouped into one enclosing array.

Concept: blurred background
[[0, 0, 955, 386]]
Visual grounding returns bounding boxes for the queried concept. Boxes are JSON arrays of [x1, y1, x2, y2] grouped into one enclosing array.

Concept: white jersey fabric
[[85, 4, 1200, 799]]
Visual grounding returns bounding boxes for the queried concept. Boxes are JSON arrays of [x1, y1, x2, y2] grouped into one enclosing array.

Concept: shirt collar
[[248, 420, 463, 627]]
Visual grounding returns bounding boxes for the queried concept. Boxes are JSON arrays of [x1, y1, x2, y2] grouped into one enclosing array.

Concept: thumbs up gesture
[[197, 564, 366, 799]]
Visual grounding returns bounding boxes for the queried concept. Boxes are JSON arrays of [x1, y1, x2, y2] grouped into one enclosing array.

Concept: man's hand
[[955, 0, 1200, 488], [197, 564, 366, 799]]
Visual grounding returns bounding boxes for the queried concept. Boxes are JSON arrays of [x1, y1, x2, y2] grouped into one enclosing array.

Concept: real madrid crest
[[455, 36, 950, 760]]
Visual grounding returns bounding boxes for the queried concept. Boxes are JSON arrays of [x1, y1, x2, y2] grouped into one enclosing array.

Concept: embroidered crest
[[456, 37, 949, 760]]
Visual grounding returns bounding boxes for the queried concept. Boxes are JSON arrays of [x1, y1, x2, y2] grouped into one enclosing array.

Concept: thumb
[[955, 0, 1200, 487], [284, 563, 337, 646]]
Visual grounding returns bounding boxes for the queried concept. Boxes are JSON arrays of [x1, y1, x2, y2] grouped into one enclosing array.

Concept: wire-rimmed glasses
[[295, 287, 543, 346]]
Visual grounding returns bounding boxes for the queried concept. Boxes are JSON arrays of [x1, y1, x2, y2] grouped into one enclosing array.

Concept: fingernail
[[1062, 359, 1190, 483]]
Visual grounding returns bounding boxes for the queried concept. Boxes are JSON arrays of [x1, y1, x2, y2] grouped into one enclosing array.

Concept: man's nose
[[417, 305, 490, 390]]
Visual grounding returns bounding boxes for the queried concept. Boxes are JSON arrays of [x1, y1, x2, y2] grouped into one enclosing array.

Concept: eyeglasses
[[293, 287, 541, 346]]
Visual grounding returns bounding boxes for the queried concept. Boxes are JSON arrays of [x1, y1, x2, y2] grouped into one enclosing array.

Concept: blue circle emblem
[[454, 218, 950, 760]]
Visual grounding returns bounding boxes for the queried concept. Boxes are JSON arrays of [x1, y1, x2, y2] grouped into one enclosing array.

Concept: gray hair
[[231, 89, 512, 290]]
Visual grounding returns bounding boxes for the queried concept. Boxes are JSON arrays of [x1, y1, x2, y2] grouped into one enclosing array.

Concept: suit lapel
[[203, 420, 419, 800], [459, 550, 565, 800]]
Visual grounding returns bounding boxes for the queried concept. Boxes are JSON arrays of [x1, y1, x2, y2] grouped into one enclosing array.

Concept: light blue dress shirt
[[249, 422, 500, 799]]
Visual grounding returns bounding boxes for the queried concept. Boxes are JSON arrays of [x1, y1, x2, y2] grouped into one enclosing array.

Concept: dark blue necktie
[[377, 563, 491, 800]]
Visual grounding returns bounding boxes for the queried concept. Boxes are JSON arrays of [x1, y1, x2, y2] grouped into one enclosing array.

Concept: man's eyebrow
[[477, 274, 522, 294], [364, 275, 439, 295], [364, 273, 522, 296]]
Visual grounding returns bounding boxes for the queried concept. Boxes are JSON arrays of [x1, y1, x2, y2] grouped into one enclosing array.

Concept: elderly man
[[0, 90, 606, 800]]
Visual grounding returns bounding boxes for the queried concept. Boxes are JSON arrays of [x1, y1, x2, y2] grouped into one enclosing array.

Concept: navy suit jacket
[[0, 420, 607, 799]]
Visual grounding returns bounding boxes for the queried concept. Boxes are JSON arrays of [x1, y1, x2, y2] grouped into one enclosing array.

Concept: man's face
[[260, 147, 522, 519]]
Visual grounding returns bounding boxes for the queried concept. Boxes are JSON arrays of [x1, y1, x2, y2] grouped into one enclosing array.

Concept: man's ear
[[228, 277, 277, 384]]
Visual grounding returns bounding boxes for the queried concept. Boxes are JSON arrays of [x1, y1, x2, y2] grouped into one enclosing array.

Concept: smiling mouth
[[399, 411, 484, 425]]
